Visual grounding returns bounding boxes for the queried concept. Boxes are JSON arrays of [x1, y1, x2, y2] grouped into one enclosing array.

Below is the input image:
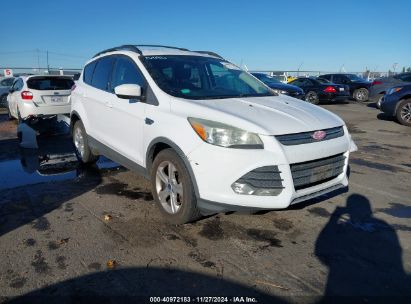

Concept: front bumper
[[380, 94, 398, 117], [187, 130, 351, 211], [19, 102, 71, 120]]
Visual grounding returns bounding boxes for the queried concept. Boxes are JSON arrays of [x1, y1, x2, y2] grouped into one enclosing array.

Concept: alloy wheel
[[400, 102, 411, 123], [73, 126, 85, 158], [355, 89, 368, 102], [155, 160, 183, 214]]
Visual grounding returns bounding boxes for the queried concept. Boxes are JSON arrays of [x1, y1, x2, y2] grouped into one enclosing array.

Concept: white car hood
[[192, 95, 345, 135]]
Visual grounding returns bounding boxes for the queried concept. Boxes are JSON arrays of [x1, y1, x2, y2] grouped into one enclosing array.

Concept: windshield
[[141, 56, 273, 99], [252, 73, 281, 84], [346, 74, 364, 81]]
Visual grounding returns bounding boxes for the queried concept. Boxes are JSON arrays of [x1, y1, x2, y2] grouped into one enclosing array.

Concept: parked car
[[288, 77, 349, 104], [319, 74, 371, 102], [71, 44, 355, 224], [7, 76, 74, 123], [0, 77, 16, 108], [370, 72, 411, 108], [251, 73, 305, 99], [380, 84, 411, 126]]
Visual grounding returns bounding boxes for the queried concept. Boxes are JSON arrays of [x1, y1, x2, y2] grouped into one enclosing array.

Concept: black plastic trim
[[88, 136, 148, 178], [146, 137, 200, 197]]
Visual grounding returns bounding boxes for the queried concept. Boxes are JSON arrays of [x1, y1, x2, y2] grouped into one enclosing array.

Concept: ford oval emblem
[[312, 130, 326, 140]]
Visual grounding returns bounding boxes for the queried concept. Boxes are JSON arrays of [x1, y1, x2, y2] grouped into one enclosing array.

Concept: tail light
[[324, 86, 337, 93], [21, 91, 33, 100], [71, 84, 76, 91], [372, 80, 382, 86]]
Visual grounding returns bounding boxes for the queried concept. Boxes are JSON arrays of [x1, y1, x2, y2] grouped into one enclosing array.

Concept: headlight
[[188, 118, 263, 149], [272, 89, 288, 94], [387, 87, 402, 95]]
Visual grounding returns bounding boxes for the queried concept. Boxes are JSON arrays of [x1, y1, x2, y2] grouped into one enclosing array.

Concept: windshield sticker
[[145, 56, 168, 60], [221, 62, 241, 70], [181, 89, 191, 94]]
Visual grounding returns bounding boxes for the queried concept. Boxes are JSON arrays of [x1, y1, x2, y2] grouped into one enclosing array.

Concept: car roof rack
[[93, 44, 224, 59], [93, 45, 142, 58], [136, 45, 190, 51], [193, 51, 224, 59]]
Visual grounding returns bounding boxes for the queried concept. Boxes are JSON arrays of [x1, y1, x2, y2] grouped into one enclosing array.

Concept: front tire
[[72, 120, 99, 164], [305, 91, 320, 104], [396, 99, 411, 127], [151, 149, 201, 224], [353, 88, 369, 102], [376, 95, 384, 109]]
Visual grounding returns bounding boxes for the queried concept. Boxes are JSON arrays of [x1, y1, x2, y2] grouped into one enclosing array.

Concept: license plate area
[[310, 164, 335, 183], [50, 96, 63, 103]]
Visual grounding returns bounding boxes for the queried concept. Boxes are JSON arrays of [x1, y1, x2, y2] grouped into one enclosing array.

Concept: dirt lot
[[0, 103, 410, 303]]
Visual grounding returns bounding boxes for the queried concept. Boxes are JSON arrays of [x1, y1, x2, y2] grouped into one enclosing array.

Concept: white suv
[[7, 75, 74, 122], [71, 45, 356, 224]]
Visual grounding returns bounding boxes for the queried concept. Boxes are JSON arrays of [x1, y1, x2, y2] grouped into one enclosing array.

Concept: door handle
[[105, 101, 113, 108]]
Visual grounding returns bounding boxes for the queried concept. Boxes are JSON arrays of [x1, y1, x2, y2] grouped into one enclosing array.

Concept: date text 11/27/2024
[[149, 296, 258, 303]]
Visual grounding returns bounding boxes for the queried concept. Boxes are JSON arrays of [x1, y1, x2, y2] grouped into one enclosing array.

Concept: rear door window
[[27, 77, 74, 90], [83, 61, 97, 84], [91, 56, 115, 91]]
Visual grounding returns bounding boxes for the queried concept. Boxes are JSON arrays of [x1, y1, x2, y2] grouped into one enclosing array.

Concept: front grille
[[276, 126, 344, 146], [290, 154, 345, 190], [237, 166, 283, 189]]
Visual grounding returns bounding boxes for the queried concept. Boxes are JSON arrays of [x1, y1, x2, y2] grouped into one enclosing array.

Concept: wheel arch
[[70, 111, 81, 134], [395, 96, 411, 115], [146, 137, 200, 197]]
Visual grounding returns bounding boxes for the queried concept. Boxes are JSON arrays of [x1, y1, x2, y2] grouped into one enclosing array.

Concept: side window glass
[[306, 79, 314, 86], [83, 60, 97, 85], [91, 56, 115, 91], [401, 75, 411, 82], [333, 75, 341, 83], [111, 56, 145, 92]]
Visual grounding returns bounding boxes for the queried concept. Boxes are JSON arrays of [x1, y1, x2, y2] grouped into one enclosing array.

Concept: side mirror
[[114, 84, 142, 100]]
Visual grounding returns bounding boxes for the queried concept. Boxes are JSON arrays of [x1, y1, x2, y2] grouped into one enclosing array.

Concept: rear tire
[[17, 108, 23, 124], [353, 88, 369, 102], [72, 120, 99, 164], [305, 91, 320, 104], [7, 104, 14, 120], [396, 99, 411, 127], [151, 149, 201, 224]]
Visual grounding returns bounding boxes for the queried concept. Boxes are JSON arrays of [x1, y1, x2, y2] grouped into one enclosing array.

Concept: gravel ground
[[0, 103, 410, 303]]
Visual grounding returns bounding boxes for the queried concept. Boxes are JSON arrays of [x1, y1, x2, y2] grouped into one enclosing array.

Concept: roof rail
[[93, 45, 142, 58], [92, 45, 224, 59], [136, 45, 190, 51], [193, 51, 224, 59]]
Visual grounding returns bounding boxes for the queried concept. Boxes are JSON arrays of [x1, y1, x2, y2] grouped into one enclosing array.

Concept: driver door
[[102, 55, 147, 166]]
